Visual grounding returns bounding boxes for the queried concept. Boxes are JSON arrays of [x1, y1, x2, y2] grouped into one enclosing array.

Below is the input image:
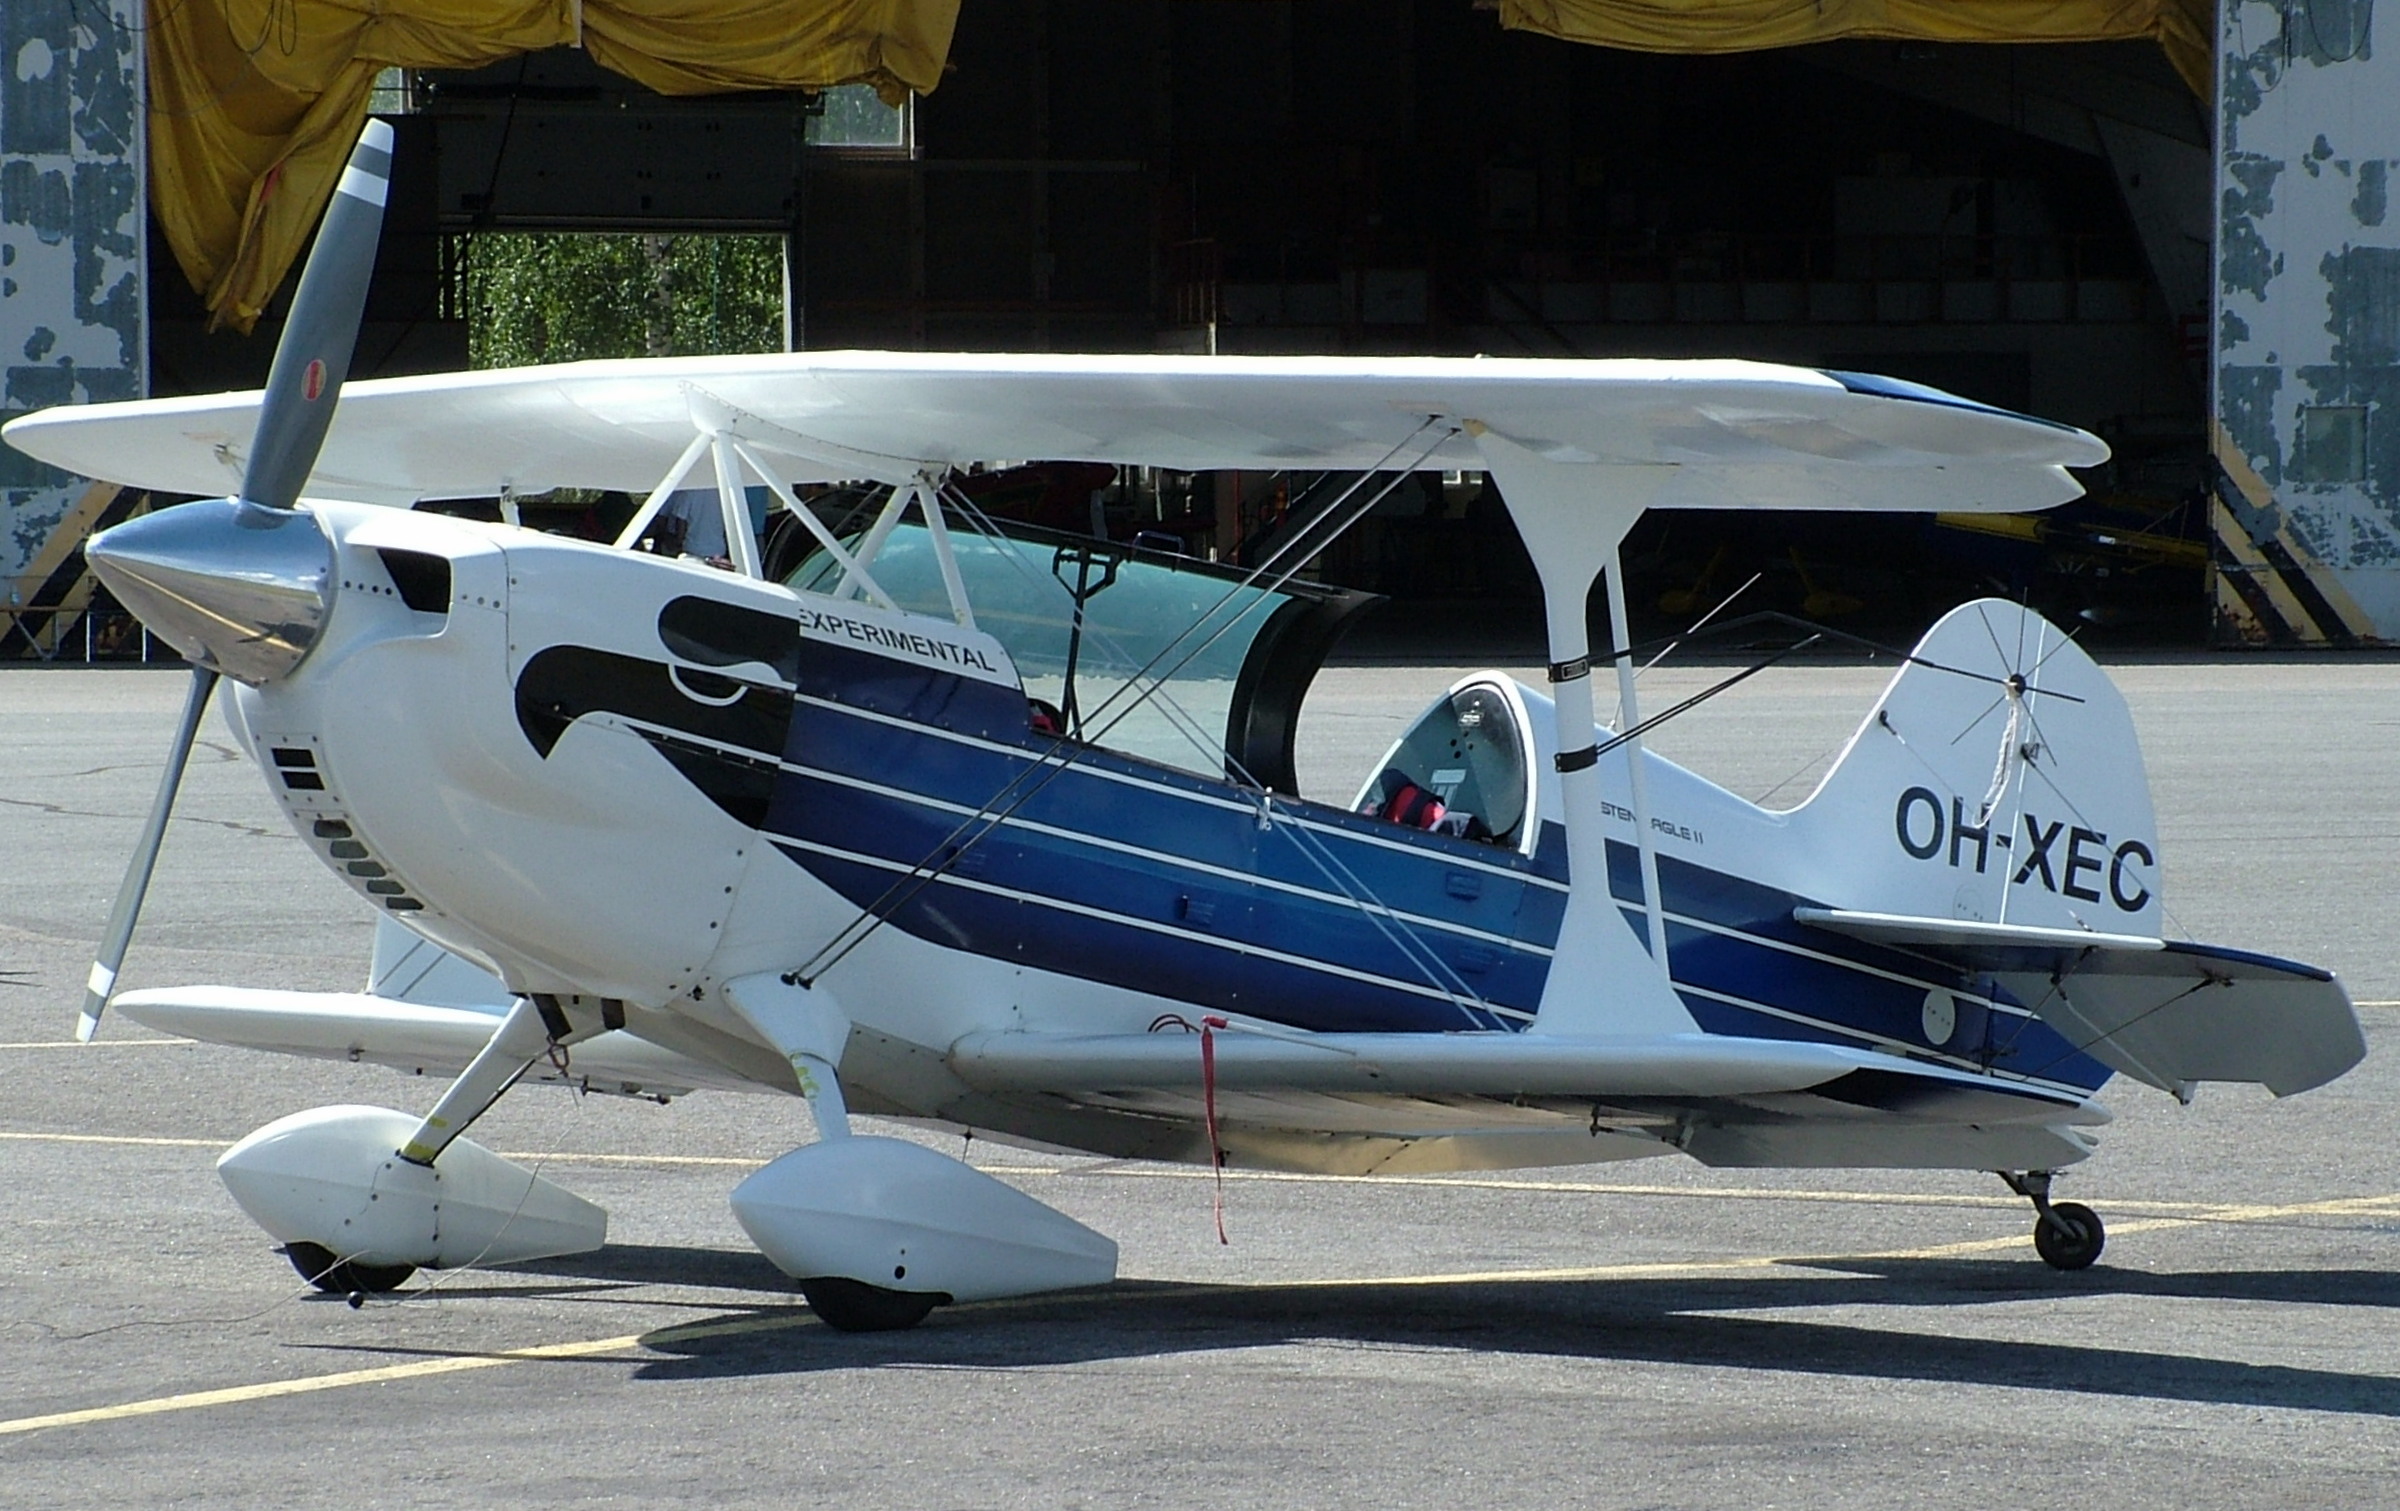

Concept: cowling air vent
[[259, 733, 430, 913], [376, 548, 452, 614]]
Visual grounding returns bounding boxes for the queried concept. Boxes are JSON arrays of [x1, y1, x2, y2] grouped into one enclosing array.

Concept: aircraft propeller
[[75, 119, 396, 1041]]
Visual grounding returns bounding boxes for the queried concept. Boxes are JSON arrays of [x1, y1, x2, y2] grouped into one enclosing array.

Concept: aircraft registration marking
[[8, 1185, 2396, 1439]]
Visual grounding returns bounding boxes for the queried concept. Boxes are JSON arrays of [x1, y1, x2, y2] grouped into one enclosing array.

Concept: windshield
[[787, 520, 1285, 779]]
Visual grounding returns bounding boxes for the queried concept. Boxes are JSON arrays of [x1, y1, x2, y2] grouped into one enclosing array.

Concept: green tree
[[461, 233, 785, 368]]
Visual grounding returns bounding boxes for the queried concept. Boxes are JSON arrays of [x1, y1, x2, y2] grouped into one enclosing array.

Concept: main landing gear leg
[[219, 994, 611, 1295], [1998, 1170, 2105, 1271]]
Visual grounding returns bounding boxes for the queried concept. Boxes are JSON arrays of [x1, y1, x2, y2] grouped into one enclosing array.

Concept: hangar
[[4, 0, 2394, 650]]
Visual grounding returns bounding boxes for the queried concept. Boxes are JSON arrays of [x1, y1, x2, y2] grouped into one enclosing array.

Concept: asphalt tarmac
[[2, 654, 2396, 1508]]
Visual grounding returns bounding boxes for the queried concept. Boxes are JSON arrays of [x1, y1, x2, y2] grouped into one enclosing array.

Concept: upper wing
[[4, 352, 2104, 509], [1796, 909, 2366, 1098]]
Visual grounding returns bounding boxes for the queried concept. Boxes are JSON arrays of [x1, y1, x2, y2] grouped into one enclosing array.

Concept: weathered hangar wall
[[2215, 0, 2400, 642], [1, 0, 143, 653]]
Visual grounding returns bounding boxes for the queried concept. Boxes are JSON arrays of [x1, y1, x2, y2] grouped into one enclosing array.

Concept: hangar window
[[2297, 404, 2368, 485], [808, 84, 912, 154]]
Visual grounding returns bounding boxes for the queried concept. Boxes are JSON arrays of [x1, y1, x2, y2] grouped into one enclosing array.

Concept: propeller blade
[[241, 118, 396, 512], [79, 667, 220, 1042]]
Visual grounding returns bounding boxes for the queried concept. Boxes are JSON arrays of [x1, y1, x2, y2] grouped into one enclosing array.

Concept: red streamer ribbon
[[1201, 1014, 1228, 1244]]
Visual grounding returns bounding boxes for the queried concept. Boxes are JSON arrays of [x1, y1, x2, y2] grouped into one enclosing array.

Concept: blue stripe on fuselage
[[771, 638, 1547, 1030], [763, 637, 2108, 1090], [1608, 841, 2112, 1092]]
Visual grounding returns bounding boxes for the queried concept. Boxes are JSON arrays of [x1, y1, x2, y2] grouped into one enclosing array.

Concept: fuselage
[[225, 501, 2116, 1165]]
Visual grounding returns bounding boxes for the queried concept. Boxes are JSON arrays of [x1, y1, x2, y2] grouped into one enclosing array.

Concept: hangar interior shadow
[[462, 1242, 2400, 1418], [149, 6, 2212, 648]]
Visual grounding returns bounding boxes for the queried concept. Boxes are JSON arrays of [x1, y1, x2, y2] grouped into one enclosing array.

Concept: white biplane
[[6, 123, 2366, 1330]]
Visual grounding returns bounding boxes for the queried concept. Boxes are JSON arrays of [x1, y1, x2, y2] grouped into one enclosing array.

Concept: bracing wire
[[785, 423, 1458, 993]]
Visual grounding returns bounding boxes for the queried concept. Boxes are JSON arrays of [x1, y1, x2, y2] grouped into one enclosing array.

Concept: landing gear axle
[[1998, 1170, 2106, 1271], [285, 1241, 415, 1296]]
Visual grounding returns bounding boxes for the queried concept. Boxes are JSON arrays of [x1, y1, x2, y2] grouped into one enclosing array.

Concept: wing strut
[[1467, 427, 1689, 1036], [1601, 556, 1667, 972]]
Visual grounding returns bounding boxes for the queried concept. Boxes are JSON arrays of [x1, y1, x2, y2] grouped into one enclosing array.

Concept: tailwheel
[[285, 1241, 416, 1296], [800, 1276, 944, 1333], [2032, 1201, 2105, 1271]]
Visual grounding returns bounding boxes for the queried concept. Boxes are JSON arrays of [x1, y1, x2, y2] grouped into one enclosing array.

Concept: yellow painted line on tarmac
[[7, 1188, 2395, 1440], [0, 1312, 822, 1439], [0, 1039, 187, 1050], [0, 1130, 225, 1149], [2, 1330, 659, 1438], [1265, 1189, 2400, 1288]]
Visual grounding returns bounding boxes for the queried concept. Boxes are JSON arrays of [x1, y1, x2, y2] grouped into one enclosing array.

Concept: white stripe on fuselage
[[1672, 981, 2090, 1100], [778, 755, 1551, 959], [597, 685, 2076, 1079], [791, 691, 1571, 892]]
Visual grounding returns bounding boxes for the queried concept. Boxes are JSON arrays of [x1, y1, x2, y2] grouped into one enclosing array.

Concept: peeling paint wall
[[1, 0, 142, 623], [2214, 0, 2400, 642]]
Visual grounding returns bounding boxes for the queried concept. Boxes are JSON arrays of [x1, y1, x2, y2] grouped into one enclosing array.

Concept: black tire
[[285, 1241, 416, 1295], [799, 1276, 944, 1332], [2032, 1201, 2105, 1271]]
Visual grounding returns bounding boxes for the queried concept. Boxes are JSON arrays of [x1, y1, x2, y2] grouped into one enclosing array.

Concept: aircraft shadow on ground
[[498, 1243, 2400, 1417]]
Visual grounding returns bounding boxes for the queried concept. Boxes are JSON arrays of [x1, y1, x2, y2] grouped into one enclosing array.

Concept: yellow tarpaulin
[[149, 0, 960, 332], [1500, 0, 2211, 97]]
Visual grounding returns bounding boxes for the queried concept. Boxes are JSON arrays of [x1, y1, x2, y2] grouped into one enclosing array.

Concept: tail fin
[[1791, 600, 2162, 936]]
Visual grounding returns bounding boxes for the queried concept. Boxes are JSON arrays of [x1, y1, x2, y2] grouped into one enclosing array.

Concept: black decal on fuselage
[[1897, 790, 2156, 913], [515, 644, 794, 829], [659, 596, 802, 684]]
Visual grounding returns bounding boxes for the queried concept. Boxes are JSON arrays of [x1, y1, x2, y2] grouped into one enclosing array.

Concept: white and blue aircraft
[[5, 123, 2366, 1330]]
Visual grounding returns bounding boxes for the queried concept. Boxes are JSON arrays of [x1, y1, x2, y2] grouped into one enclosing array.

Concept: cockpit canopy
[[1354, 678, 1537, 850], [786, 515, 1377, 793]]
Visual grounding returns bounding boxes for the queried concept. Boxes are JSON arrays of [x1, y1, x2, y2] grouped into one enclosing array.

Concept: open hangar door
[[120, 1, 2215, 649], [419, 6, 2210, 644], [1137, 12, 2212, 644]]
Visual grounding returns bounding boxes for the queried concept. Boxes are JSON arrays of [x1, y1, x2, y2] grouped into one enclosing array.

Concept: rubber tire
[[799, 1276, 943, 1333], [285, 1241, 417, 1295], [2032, 1201, 2105, 1271]]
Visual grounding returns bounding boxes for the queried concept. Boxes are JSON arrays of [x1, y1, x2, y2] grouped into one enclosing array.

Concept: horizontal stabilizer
[[1793, 907, 2164, 965], [951, 1028, 1865, 1099], [1793, 912, 2364, 1098], [112, 986, 755, 1098]]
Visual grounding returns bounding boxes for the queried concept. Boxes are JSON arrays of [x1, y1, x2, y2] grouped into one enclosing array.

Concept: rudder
[[1791, 600, 2162, 936]]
